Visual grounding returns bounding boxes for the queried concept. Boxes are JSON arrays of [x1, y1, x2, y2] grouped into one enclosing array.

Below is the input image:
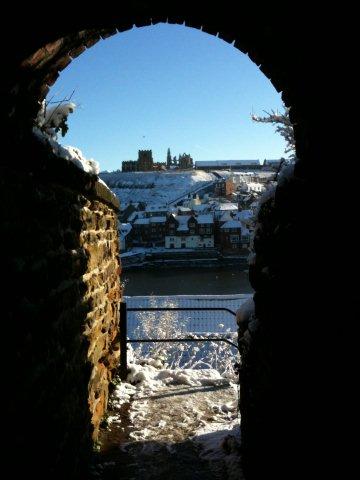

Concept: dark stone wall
[[238, 162, 332, 479], [1, 134, 121, 479]]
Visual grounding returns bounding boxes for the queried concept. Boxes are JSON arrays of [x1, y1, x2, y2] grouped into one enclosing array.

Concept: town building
[[238, 182, 265, 194], [213, 202, 239, 220], [144, 205, 169, 218], [263, 159, 283, 171], [220, 220, 249, 253], [177, 206, 192, 215], [165, 214, 214, 249], [137, 150, 153, 171], [121, 150, 154, 172], [119, 223, 132, 252], [121, 160, 138, 172], [195, 160, 261, 171], [181, 194, 202, 210], [214, 178, 235, 199], [153, 162, 167, 171], [132, 215, 167, 246]]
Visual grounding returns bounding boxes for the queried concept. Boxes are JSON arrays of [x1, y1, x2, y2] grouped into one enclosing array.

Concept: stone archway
[[2, 5, 334, 480]]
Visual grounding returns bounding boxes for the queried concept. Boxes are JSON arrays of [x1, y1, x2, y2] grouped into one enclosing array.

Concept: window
[[230, 235, 239, 243], [181, 243, 186, 248]]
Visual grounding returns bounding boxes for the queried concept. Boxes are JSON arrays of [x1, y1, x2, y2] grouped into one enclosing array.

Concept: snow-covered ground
[[99, 170, 216, 207], [93, 358, 243, 479]]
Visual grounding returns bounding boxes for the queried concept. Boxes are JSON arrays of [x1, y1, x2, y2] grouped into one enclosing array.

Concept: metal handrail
[[119, 302, 238, 380]]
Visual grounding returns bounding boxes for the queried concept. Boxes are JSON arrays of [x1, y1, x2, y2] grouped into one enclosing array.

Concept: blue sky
[[48, 23, 286, 171]]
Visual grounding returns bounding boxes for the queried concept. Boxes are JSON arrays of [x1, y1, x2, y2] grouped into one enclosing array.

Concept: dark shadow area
[[92, 437, 220, 480], [2, 133, 95, 479]]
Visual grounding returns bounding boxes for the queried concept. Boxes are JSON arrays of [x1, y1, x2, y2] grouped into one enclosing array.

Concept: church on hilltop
[[122, 150, 167, 172], [122, 148, 193, 172]]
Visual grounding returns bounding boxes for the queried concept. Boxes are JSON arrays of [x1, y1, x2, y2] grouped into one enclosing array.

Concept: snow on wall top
[[124, 294, 253, 334]]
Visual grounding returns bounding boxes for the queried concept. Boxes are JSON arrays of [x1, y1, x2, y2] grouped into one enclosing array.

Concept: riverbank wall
[[121, 250, 249, 270]]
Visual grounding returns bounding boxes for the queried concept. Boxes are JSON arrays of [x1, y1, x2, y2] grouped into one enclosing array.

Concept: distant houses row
[[120, 201, 256, 255]]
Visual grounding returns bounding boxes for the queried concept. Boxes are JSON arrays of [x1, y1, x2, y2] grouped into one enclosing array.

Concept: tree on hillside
[[167, 148, 172, 167], [251, 105, 296, 161]]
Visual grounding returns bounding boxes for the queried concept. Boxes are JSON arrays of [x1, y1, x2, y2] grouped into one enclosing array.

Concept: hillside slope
[[99, 170, 216, 207]]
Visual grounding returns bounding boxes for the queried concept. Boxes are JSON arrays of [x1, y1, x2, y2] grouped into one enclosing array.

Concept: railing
[[119, 301, 238, 380]]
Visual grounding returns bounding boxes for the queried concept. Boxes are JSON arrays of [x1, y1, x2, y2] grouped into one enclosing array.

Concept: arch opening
[[2, 10, 323, 480]]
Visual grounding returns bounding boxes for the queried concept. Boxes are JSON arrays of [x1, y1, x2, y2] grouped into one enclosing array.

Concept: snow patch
[[126, 362, 227, 391], [34, 101, 101, 176]]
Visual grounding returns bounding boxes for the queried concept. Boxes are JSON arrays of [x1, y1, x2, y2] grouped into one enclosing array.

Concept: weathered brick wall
[[81, 195, 121, 439], [1, 134, 121, 478]]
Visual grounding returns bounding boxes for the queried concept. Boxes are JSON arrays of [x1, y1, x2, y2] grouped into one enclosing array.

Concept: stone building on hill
[[121, 150, 154, 171]]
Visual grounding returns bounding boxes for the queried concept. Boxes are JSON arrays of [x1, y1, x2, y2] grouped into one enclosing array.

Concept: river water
[[122, 266, 253, 296]]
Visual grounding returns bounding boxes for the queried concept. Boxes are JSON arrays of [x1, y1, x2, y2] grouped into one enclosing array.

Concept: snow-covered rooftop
[[145, 205, 168, 212], [127, 211, 140, 222], [215, 203, 238, 211], [149, 216, 167, 223], [196, 214, 214, 224], [171, 215, 192, 232], [220, 220, 242, 230], [134, 218, 150, 225], [120, 223, 132, 237], [192, 204, 209, 212], [176, 215, 191, 225], [235, 210, 253, 221], [219, 211, 233, 222]]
